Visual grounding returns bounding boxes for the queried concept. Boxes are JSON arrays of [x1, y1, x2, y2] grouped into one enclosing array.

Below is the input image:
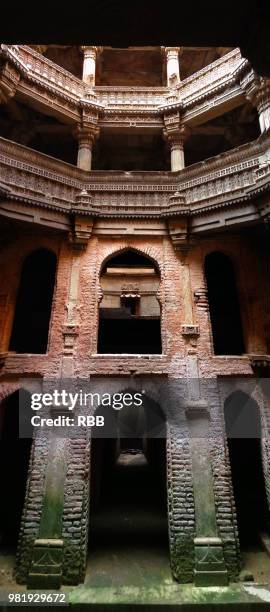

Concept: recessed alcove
[[98, 250, 162, 354]]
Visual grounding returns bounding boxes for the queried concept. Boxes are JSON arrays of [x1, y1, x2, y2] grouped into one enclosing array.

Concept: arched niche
[[205, 251, 245, 355], [98, 249, 162, 354], [224, 391, 269, 547], [9, 249, 57, 354]]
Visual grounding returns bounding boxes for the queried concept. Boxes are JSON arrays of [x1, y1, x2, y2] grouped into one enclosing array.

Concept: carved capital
[[80, 46, 102, 59], [164, 47, 183, 59], [163, 118, 188, 147], [243, 73, 270, 110], [74, 124, 99, 146]]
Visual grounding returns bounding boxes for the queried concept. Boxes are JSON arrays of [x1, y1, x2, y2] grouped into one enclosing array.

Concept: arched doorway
[[225, 391, 270, 575], [205, 252, 245, 355], [9, 249, 57, 353], [88, 393, 168, 585], [0, 390, 32, 550], [98, 249, 162, 354]]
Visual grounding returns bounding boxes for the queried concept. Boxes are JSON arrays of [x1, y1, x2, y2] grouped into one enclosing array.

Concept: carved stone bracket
[[167, 211, 194, 262], [0, 61, 20, 104], [62, 324, 79, 353], [69, 215, 94, 249], [181, 324, 200, 338]]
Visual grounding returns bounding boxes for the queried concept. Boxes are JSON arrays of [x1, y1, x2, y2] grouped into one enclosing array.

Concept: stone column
[[170, 135, 185, 171], [27, 432, 68, 589], [76, 126, 95, 171], [186, 403, 228, 586], [81, 46, 99, 86], [165, 47, 181, 87], [257, 99, 270, 133], [245, 78, 270, 134]]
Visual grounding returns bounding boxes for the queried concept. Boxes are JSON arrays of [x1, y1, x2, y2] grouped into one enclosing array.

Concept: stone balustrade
[[94, 86, 168, 109], [0, 133, 269, 225], [0, 45, 252, 124]]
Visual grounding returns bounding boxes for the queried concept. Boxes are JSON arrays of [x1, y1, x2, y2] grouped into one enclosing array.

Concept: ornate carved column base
[[27, 539, 64, 589], [194, 537, 228, 587]]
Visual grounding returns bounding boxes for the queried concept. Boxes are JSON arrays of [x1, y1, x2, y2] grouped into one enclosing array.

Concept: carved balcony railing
[[0, 134, 269, 223], [0, 45, 251, 124], [1, 45, 85, 102], [179, 49, 245, 108], [94, 86, 168, 110]]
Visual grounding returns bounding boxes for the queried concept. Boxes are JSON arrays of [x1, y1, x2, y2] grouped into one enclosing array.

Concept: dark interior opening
[[225, 391, 269, 547], [98, 318, 161, 354], [205, 251, 245, 355], [9, 249, 57, 354], [120, 296, 140, 315], [89, 399, 168, 569], [0, 391, 32, 550], [103, 250, 158, 270], [92, 130, 170, 171]]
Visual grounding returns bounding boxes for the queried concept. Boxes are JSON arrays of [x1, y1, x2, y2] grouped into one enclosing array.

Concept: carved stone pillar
[[164, 118, 187, 172], [244, 76, 270, 134], [81, 46, 100, 86], [170, 134, 185, 171], [186, 403, 228, 586], [27, 434, 68, 588], [75, 126, 95, 171], [165, 47, 181, 87]]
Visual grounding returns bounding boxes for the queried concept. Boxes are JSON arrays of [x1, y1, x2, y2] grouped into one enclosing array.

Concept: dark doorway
[[0, 391, 32, 549], [225, 391, 269, 547], [205, 252, 245, 355], [9, 249, 57, 353], [88, 398, 168, 583]]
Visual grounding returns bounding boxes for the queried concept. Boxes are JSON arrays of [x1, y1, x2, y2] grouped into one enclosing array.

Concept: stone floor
[[2, 545, 270, 609], [1, 451, 270, 608]]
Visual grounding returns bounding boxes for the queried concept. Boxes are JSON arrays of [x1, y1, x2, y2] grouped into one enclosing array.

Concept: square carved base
[[27, 538, 64, 589]]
